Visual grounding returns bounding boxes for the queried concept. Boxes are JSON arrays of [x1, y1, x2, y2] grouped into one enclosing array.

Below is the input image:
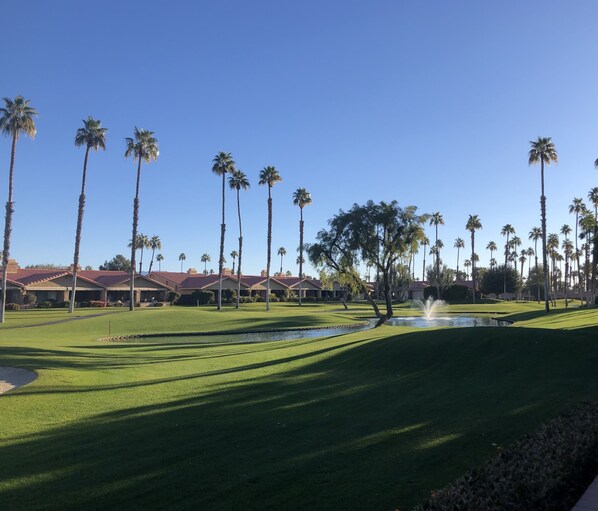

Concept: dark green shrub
[[23, 294, 37, 305], [414, 402, 598, 511], [4, 303, 20, 311], [153, 302, 164, 307], [78, 301, 90, 308], [423, 287, 438, 300], [481, 265, 519, 296], [167, 291, 180, 305], [192, 290, 214, 305], [37, 301, 53, 309], [442, 285, 469, 302], [57, 300, 70, 308], [269, 296, 279, 303]]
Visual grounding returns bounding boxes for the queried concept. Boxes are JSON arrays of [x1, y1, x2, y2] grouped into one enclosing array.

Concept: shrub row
[[414, 402, 598, 511], [4, 303, 20, 311]]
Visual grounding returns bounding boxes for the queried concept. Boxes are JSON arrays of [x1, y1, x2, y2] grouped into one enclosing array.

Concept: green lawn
[[0, 302, 597, 510]]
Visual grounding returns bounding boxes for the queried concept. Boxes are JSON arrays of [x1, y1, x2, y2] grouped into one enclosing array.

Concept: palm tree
[[509, 236, 522, 271], [547, 233, 560, 304], [529, 137, 558, 312], [258, 166, 282, 311], [230, 250, 238, 274], [69, 116, 107, 313], [125, 127, 159, 311], [228, 169, 250, 309], [147, 235, 162, 274], [201, 253, 211, 274], [463, 259, 471, 279], [528, 227, 542, 302], [179, 253, 186, 273], [156, 253, 164, 271], [138, 234, 150, 273], [421, 236, 430, 281], [429, 212, 444, 295], [560, 225, 571, 306], [277, 247, 287, 274], [569, 198, 585, 294], [465, 215, 482, 303], [0, 96, 37, 323], [454, 238, 465, 278], [518, 250, 527, 299], [212, 151, 236, 311], [588, 187, 598, 299], [293, 187, 312, 305], [526, 247, 534, 300], [579, 212, 596, 303], [501, 224, 515, 296], [486, 241, 497, 268]]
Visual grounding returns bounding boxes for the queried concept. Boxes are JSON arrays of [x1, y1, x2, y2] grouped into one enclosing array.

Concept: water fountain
[[413, 297, 447, 320]]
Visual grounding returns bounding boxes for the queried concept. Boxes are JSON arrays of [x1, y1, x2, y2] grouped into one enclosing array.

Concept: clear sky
[[1, 0, 597, 277]]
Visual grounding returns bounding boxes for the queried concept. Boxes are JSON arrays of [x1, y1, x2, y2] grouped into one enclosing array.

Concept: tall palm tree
[[156, 253, 164, 271], [293, 187, 312, 305], [579, 212, 596, 303], [560, 225, 571, 306], [486, 241, 497, 268], [69, 116, 107, 313], [454, 238, 465, 277], [465, 215, 482, 303], [500, 224, 515, 296], [258, 166, 282, 311], [230, 250, 238, 274], [526, 247, 534, 299], [547, 233, 560, 304], [212, 151, 236, 311], [588, 188, 598, 300], [429, 212, 444, 296], [569, 198, 585, 294], [147, 235, 162, 274], [228, 169, 250, 309], [125, 127, 159, 311], [277, 247, 286, 274], [528, 227, 542, 302], [529, 137, 558, 312], [463, 259, 471, 279], [138, 234, 150, 273], [421, 236, 429, 281], [179, 253, 186, 273], [0, 96, 37, 323], [518, 250, 527, 299], [201, 253, 211, 274]]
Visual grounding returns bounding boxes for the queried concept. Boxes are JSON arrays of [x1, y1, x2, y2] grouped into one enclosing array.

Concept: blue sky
[[1, 0, 597, 277]]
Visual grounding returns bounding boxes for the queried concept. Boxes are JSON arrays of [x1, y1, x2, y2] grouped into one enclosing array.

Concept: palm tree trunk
[[266, 189, 272, 311], [280, 254, 283, 275], [471, 231, 476, 304], [503, 235, 509, 296], [218, 173, 225, 311], [129, 158, 142, 312], [422, 246, 426, 281], [0, 132, 18, 324], [534, 240, 540, 302], [69, 145, 91, 313], [181, 259, 183, 273], [148, 247, 156, 274], [236, 188, 243, 309], [575, 213, 581, 301], [540, 161, 550, 312], [298, 209, 304, 306], [139, 246, 144, 274], [456, 247, 460, 277]]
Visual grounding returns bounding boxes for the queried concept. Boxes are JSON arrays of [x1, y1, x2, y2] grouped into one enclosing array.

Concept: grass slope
[[0, 302, 597, 510]]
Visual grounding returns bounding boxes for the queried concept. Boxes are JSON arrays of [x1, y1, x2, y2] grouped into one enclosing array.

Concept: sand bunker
[[0, 367, 37, 395]]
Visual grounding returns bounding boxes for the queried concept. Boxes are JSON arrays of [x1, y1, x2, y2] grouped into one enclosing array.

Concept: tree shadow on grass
[[1, 326, 598, 510]]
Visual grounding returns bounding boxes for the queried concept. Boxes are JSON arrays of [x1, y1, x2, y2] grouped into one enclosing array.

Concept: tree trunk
[[148, 247, 156, 274], [236, 188, 243, 309], [218, 172, 226, 310], [540, 161, 550, 312], [503, 234, 509, 296], [0, 132, 18, 324], [129, 158, 142, 311], [298, 209, 304, 306], [471, 231, 476, 304], [456, 248, 460, 278], [422, 247, 426, 282], [139, 246, 144, 274], [69, 145, 91, 313], [266, 190, 272, 311]]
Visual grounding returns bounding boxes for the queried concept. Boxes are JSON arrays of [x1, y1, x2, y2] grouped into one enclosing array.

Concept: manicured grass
[[0, 302, 597, 510]]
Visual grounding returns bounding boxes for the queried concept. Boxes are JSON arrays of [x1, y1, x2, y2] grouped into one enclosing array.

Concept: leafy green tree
[[125, 127, 159, 311], [212, 152, 236, 310], [529, 136, 558, 312], [228, 169, 250, 308], [70, 116, 107, 313], [100, 254, 132, 272], [481, 265, 518, 296], [293, 187, 312, 305], [425, 264, 455, 298], [259, 166, 282, 311], [466, 214, 482, 303], [0, 96, 37, 323]]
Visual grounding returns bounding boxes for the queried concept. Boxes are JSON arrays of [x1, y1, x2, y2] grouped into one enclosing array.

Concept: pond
[[386, 316, 510, 328]]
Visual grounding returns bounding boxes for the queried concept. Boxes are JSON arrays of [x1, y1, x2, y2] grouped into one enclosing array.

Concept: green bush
[[23, 293, 37, 305], [167, 291, 180, 305], [191, 290, 214, 305], [442, 285, 469, 302], [37, 301, 53, 309], [414, 402, 598, 511], [4, 303, 20, 311], [57, 300, 70, 308]]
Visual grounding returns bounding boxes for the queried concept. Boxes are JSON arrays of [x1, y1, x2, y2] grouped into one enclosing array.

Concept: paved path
[[572, 475, 598, 510], [0, 367, 37, 395]]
